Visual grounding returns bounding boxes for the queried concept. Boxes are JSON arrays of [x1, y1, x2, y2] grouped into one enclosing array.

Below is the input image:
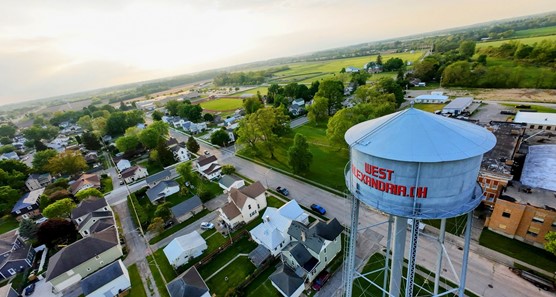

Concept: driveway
[[151, 211, 218, 250]]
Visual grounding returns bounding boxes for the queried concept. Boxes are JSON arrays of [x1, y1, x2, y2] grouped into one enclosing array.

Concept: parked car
[[311, 204, 326, 215], [164, 220, 174, 229], [276, 186, 289, 196], [311, 271, 331, 291], [203, 150, 210, 155], [119, 180, 125, 185], [24, 283, 35, 296], [200, 222, 214, 230], [35, 217, 48, 225]]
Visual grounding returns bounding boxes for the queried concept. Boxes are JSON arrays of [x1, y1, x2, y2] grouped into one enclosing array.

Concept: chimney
[[265, 216, 270, 222], [301, 231, 306, 242]]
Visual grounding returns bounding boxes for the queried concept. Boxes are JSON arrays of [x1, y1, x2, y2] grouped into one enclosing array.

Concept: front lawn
[[198, 235, 258, 279], [147, 255, 170, 297], [151, 248, 178, 282], [149, 209, 211, 244], [101, 176, 113, 193], [244, 265, 281, 297], [479, 228, 556, 272], [128, 264, 148, 297], [205, 256, 256, 297], [0, 215, 19, 234], [239, 124, 349, 191], [267, 195, 285, 208], [138, 160, 164, 175]]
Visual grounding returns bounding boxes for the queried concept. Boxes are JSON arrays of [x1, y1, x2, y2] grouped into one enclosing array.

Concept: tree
[[19, 219, 38, 240], [414, 57, 440, 82], [307, 96, 329, 125], [236, 114, 260, 153], [32, 149, 58, 172], [0, 186, 20, 215], [154, 202, 172, 220], [115, 135, 140, 153], [373, 77, 404, 107], [383, 58, 405, 72], [441, 61, 474, 87], [34, 139, 48, 151], [176, 161, 195, 184], [125, 110, 145, 127], [152, 110, 164, 121], [106, 112, 128, 135], [376, 53, 383, 65], [166, 100, 181, 116], [23, 125, 59, 141], [0, 125, 16, 139], [92, 117, 107, 136], [196, 184, 212, 201], [147, 217, 164, 235], [148, 121, 169, 138], [37, 218, 77, 247], [315, 80, 344, 115], [82, 131, 102, 150], [139, 128, 161, 149], [203, 113, 215, 122], [211, 129, 231, 147], [178, 104, 203, 122], [288, 134, 313, 175], [458, 40, 476, 59], [221, 164, 236, 175], [243, 97, 263, 114], [545, 231, 556, 256], [186, 137, 200, 153], [45, 150, 88, 176], [74, 189, 103, 200], [77, 115, 93, 131], [155, 142, 175, 166], [0, 137, 10, 145], [129, 194, 149, 227], [308, 81, 320, 98], [46, 189, 71, 203], [477, 54, 487, 66], [43, 198, 76, 218]]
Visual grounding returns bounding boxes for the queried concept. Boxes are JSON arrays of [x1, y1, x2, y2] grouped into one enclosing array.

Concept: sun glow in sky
[[0, 0, 553, 105]]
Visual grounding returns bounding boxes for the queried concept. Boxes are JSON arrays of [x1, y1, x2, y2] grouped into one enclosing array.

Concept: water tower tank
[[345, 108, 496, 219]]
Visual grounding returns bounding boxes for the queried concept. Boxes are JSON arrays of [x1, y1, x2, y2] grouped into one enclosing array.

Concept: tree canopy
[[288, 134, 313, 175], [74, 189, 104, 200], [45, 150, 88, 176], [307, 96, 329, 125], [315, 80, 344, 115], [32, 149, 58, 172], [186, 137, 200, 153], [210, 129, 231, 147], [37, 218, 77, 247], [43, 198, 76, 218]]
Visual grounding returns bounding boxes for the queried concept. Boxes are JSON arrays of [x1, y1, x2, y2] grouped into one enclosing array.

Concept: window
[[532, 217, 544, 224], [248, 205, 252, 210], [7, 269, 15, 276], [27, 206, 33, 210], [15, 210, 20, 214], [95, 255, 100, 260], [527, 226, 540, 237], [538, 126, 544, 130], [502, 211, 511, 218], [87, 268, 91, 271], [83, 230, 89, 235], [530, 125, 535, 129]]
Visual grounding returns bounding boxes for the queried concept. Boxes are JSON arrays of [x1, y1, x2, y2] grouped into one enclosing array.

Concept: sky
[[0, 0, 553, 106]]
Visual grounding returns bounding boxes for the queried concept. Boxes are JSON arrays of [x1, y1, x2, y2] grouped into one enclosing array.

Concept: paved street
[[168, 128, 553, 297]]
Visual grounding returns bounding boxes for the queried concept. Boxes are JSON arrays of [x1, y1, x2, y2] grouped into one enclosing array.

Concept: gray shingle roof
[[146, 180, 179, 202], [146, 169, 171, 184], [248, 244, 271, 267], [71, 198, 108, 220], [170, 196, 202, 218], [218, 175, 241, 188], [315, 218, 343, 241], [196, 155, 217, 167], [284, 242, 318, 272], [45, 226, 119, 281], [287, 218, 343, 254], [89, 217, 115, 234], [269, 264, 304, 296], [81, 260, 126, 295], [167, 266, 209, 297]]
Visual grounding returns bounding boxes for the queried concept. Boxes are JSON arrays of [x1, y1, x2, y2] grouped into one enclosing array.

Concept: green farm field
[[476, 34, 556, 49], [513, 25, 556, 37], [200, 98, 244, 111], [232, 86, 268, 96]]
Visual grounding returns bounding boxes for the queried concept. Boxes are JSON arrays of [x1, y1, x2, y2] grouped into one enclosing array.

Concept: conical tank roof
[[345, 108, 496, 162]]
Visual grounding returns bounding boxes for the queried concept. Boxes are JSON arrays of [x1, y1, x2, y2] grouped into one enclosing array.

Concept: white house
[[81, 260, 130, 297], [25, 173, 52, 191], [71, 198, 113, 237], [219, 181, 267, 229], [0, 152, 19, 161], [345, 66, 359, 73], [163, 231, 207, 268], [250, 200, 309, 256], [116, 159, 131, 172], [196, 155, 221, 180], [170, 145, 189, 162], [146, 180, 180, 203], [218, 175, 245, 193], [120, 166, 149, 183]]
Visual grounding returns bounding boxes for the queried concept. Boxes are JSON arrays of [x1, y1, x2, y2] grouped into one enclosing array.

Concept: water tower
[[342, 108, 496, 297]]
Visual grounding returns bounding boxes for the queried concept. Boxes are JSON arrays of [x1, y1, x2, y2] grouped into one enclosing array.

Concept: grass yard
[[232, 86, 268, 96], [267, 195, 286, 208], [513, 26, 556, 38], [138, 160, 163, 175], [205, 256, 257, 297], [146, 255, 170, 297], [479, 228, 556, 272], [244, 265, 281, 297], [240, 123, 349, 191], [101, 177, 113, 193], [411, 103, 446, 113], [500, 103, 556, 113], [0, 215, 19, 234], [151, 248, 178, 282], [198, 235, 258, 279], [203, 229, 229, 253], [149, 209, 210, 244], [200, 98, 244, 111], [128, 264, 148, 297], [476, 35, 556, 49]]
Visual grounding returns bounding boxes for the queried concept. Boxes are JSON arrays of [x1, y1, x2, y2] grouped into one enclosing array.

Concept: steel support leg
[[458, 212, 473, 297], [344, 197, 359, 297], [405, 219, 420, 297], [389, 216, 407, 297], [382, 215, 394, 297], [434, 218, 447, 295]]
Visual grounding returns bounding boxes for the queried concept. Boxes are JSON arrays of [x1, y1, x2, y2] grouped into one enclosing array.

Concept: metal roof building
[[514, 111, 556, 129], [414, 94, 448, 104], [520, 145, 556, 192], [442, 97, 473, 115]]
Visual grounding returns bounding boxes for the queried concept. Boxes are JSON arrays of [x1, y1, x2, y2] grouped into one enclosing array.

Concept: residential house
[[163, 231, 207, 268], [120, 165, 149, 183], [171, 195, 204, 222], [146, 180, 180, 203], [167, 138, 190, 162], [0, 152, 19, 161], [167, 266, 210, 297], [0, 232, 36, 279], [180, 121, 192, 132], [196, 155, 221, 180], [101, 135, 112, 144], [81, 260, 130, 297], [25, 173, 52, 191], [218, 181, 267, 229], [269, 264, 305, 297], [281, 218, 343, 283], [218, 175, 245, 193], [84, 152, 99, 164], [116, 159, 131, 172], [11, 188, 44, 221], [71, 198, 113, 237], [135, 100, 155, 111], [46, 226, 123, 293], [345, 66, 359, 73], [250, 200, 309, 256], [70, 174, 101, 195], [146, 169, 171, 188]]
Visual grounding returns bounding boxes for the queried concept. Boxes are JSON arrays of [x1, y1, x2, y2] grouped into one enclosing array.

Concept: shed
[[171, 196, 204, 222], [442, 97, 473, 115]]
